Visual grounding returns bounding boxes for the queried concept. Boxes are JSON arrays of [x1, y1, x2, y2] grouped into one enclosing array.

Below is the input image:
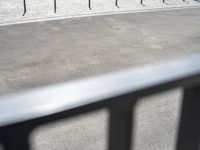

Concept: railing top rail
[[0, 53, 200, 128]]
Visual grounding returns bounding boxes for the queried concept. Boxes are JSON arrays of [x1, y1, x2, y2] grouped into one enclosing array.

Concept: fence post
[[176, 85, 200, 150]]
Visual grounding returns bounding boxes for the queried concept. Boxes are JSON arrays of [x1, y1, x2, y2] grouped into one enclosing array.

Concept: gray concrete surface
[[0, 7, 200, 150]]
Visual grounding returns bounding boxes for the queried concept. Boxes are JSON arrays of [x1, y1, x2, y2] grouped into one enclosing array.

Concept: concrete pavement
[[0, 7, 200, 150]]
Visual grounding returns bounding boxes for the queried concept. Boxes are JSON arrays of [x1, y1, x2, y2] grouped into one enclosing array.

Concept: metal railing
[[21, 0, 189, 15], [0, 54, 200, 150]]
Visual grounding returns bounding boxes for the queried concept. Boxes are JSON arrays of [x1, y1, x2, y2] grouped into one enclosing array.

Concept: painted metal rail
[[0, 54, 200, 150]]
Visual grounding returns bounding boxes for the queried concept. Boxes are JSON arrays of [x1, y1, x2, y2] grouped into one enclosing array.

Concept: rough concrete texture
[[0, 0, 200, 25], [0, 7, 200, 150]]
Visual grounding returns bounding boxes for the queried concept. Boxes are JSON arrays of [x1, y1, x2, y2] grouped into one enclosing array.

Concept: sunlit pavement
[[0, 7, 200, 150], [1, 0, 200, 25]]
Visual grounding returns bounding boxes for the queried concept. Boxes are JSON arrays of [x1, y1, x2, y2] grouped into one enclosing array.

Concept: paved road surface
[[0, 7, 200, 150]]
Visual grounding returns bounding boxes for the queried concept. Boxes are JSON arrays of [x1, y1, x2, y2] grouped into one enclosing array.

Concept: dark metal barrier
[[0, 54, 200, 150]]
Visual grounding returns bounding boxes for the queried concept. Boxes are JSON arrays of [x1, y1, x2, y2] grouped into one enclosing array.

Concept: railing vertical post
[[88, 0, 91, 10], [108, 100, 135, 150], [54, 0, 57, 13], [23, 0, 26, 16], [0, 126, 31, 150], [115, 0, 119, 8], [176, 85, 200, 150]]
